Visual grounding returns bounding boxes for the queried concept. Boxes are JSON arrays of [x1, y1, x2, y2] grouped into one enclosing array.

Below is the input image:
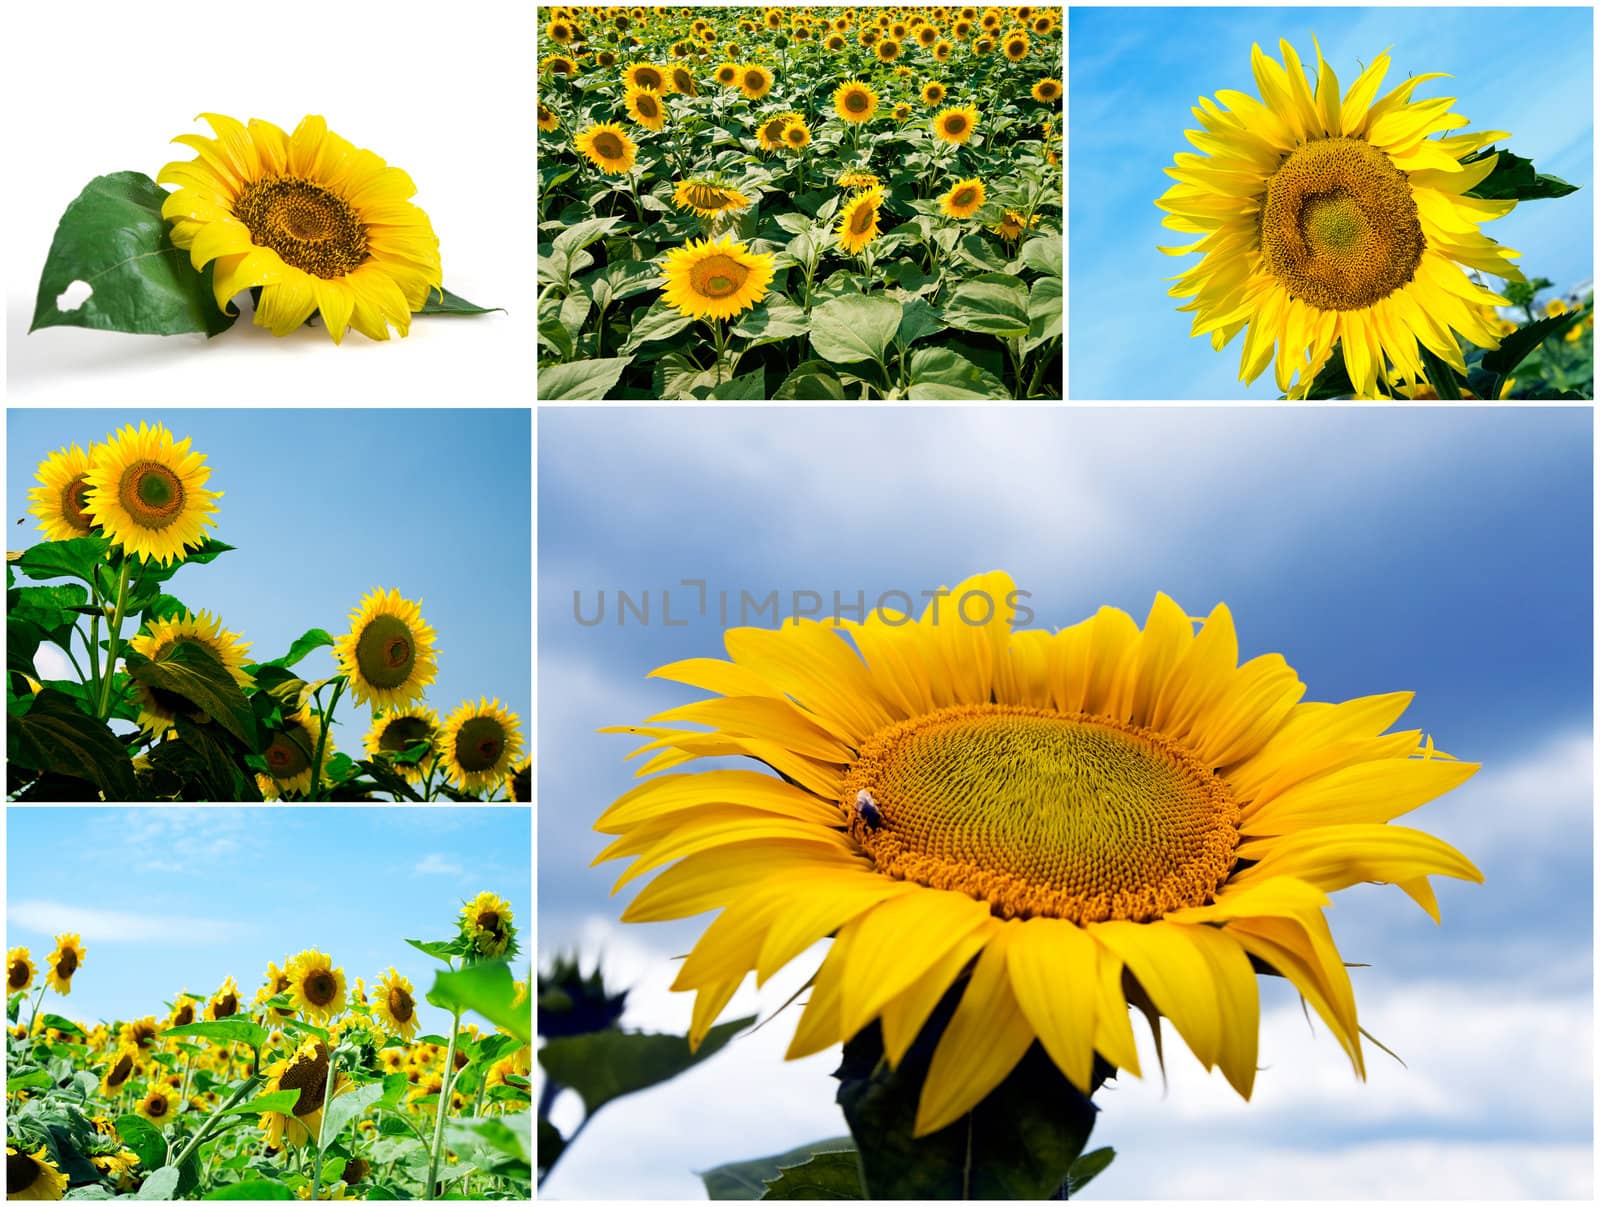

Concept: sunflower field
[[8, 420, 528, 803], [5, 894, 529, 1201], [536, 5, 1063, 400]]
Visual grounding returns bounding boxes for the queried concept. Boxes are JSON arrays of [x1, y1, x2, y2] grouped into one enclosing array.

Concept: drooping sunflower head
[[835, 187, 885, 255], [256, 960, 298, 1023], [137, 1083, 180, 1129], [127, 609, 254, 735], [256, 709, 332, 801], [89, 1151, 141, 1193], [537, 103, 560, 133], [285, 949, 347, 1022], [459, 891, 518, 960], [168, 992, 199, 1029], [83, 422, 219, 566], [892, 102, 913, 122], [46, 933, 85, 995], [672, 178, 752, 219], [7, 947, 35, 994], [120, 1016, 160, 1052], [834, 79, 879, 124], [739, 64, 774, 99], [363, 705, 441, 787], [440, 698, 526, 795], [756, 111, 800, 152], [624, 84, 668, 131], [932, 103, 980, 144], [940, 177, 987, 220], [334, 588, 439, 712], [1159, 39, 1525, 399], [542, 54, 579, 77], [921, 81, 947, 107], [1032, 77, 1062, 104], [371, 967, 420, 1040], [658, 235, 777, 322], [157, 114, 442, 343], [994, 209, 1042, 241], [597, 571, 1484, 1135], [99, 1046, 139, 1097], [262, 1037, 352, 1149], [28, 443, 102, 543], [6, 1146, 68, 1201], [837, 170, 881, 191], [574, 122, 638, 175], [205, 976, 241, 1022]]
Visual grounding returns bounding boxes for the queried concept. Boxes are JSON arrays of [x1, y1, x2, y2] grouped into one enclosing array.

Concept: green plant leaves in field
[[908, 347, 1010, 399], [1483, 311, 1583, 376], [8, 688, 136, 801], [943, 277, 1031, 337], [809, 294, 903, 365], [540, 355, 636, 400], [539, 1015, 753, 1119], [218, 1088, 300, 1118], [701, 1138, 861, 1200], [115, 1114, 168, 1174], [32, 172, 235, 337], [13, 536, 112, 585], [775, 360, 848, 399], [259, 628, 335, 670], [164, 1018, 270, 1049], [202, 1183, 296, 1200], [320, 1079, 387, 1149], [427, 961, 531, 1042]]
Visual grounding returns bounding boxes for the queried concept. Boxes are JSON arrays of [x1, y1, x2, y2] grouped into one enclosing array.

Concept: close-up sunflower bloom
[[45, 933, 85, 995], [440, 697, 526, 795], [836, 187, 885, 254], [285, 948, 347, 1022], [137, 1083, 180, 1128], [158, 114, 443, 343], [625, 84, 669, 132], [83, 421, 219, 566], [596, 570, 1482, 1136], [262, 1038, 355, 1149], [940, 177, 987, 220], [6, 1146, 68, 1201], [932, 103, 980, 145], [739, 64, 774, 100], [659, 235, 776, 322], [574, 122, 638, 176], [834, 80, 879, 124], [781, 121, 812, 152], [28, 443, 101, 542], [1159, 39, 1526, 399], [334, 587, 439, 712]]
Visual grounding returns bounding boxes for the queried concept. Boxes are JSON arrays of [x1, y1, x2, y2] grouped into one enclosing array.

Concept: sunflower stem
[[171, 1072, 263, 1171], [87, 613, 102, 704], [25, 981, 48, 1037], [95, 555, 132, 722], [308, 1040, 339, 1202], [307, 677, 345, 802], [424, 1000, 463, 1200]]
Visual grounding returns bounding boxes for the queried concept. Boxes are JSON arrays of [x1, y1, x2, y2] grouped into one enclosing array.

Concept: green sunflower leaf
[[808, 294, 904, 364], [1066, 1146, 1116, 1194], [163, 1018, 269, 1049], [773, 360, 848, 399], [941, 277, 1030, 338], [37, 1014, 85, 1037], [418, 287, 503, 316], [539, 355, 635, 401], [31, 172, 236, 338], [907, 346, 1010, 399], [113, 1115, 167, 1177], [13, 536, 112, 585], [1462, 147, 1580, 202], [359, 758, 425, 803], [201, 1182, 297, 1200], [263, 628, 335, 670], [320, 1079, 388, 1151], [759, 1150, 865, 1200], [700, 1138, 860, 1200], [8, 617, 45, 679], [733, 296, 811, 346], [7, 687, 138, 802], [708, 368, 769, 400], [1482, 311, 1585, 376], [124, 641, 259, 753], [219, 1088, 301, 1118], [1418, 346, 1462, 400], [8, 584, 89, 647], [538, 1015, 753, 1118], [623, 300, 696, 351], [426, 962, 531, 1043]]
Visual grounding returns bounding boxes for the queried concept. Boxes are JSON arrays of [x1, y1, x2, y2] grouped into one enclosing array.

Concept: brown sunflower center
[[592, 131, 625, 160], [455, 718, 507, 772], [355, 615, 417, 689], [380, 715, 435, 754], [388, 985, 415, 1023], [633, 66, 663, 89], [117, 462, 185, 531], [173, 1003, 194, 1026], [234, 175, 369, 280], [55, 947, 78, 978], [1260, 136, 1425, 312], [345, 1158, 371, 1185], [743, 70, 765, 90], [845, 89, 870, 113], [144, 1093, 168, 1118], [280, 1043, 330, 1117], [213, 993, 238, 1019], [850, 203, 876, 236], [264, 723, 313, 779], [8, 960, 29, 989], [843, 704, 1240, 923], [108, 1053, 134, 1086], [635, 92, 660, 118], [689, 253, 751, 299], [60, 476, 95, 533], [942, 114, 969, 136], [476, 910, 507, 941], [951, 186, 977, 209], [303, 970, 338, 1007], [9, 1151, 41, 1192]]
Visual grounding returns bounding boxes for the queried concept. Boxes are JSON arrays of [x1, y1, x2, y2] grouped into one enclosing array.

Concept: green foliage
[[1066, 1146, 1117, 1194], [1463, 147, 1580, 201], [701, 1138, 861, 1200], [426, 961, 531, 1042], [539, 1015, 754, 1120], [8, 688, 136, 801]]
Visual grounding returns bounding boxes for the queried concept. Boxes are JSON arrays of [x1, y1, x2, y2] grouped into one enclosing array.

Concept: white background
[[3, 0, 535, 406]]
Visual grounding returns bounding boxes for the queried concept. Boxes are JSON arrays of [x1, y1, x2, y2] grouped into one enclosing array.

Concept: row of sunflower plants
[[8, 422, 527, 802], [5, 895, 530, 1200], [536, 5, 1063, 400]]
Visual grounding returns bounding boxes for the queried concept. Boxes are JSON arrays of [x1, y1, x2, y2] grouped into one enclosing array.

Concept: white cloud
[[1421, 729, 1592, 858], [414, 853, 464, 876], [33, 642, 74, 681], [8, 900, 245, 944]]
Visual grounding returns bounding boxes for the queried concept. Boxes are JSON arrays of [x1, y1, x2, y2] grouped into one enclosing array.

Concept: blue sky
[[5, 808, 530, 1037], [538, 406, 1591, 1198], [7, 409, 531, 794], [1070, 7, 1595, 399]]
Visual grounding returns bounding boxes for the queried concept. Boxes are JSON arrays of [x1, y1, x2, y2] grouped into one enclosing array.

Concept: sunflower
[[835, 187, 885, 254], [934, 39, 953, 61], [262, 1038, 354, 1149], [28, 443, 101, 543], [837, 170, 881, 191], [542, 54, 578, 77], [738, 64, 774, 100], [876, 38, 901, 62], [206, 976, 242, 1021], [99, 1047, 139, 1098], [624, 84, 668, 131], [168, 992, 199, 1029], [256, 961, 298, 1025], [1160, 40, 1526, 399], [7, 947, 35, 994], [256, 709, 333, 800], [974, 37, 994, 56], [120, 1016, 161, 1051], [440, 698, 526, 794], [574, 122, 638, 175], [364, 706, 441, 787], [537, 103, 559, 133], [334, 588, 439, 712], [834, 79, 879, 123], [658, 235, 776, 322], [756, 111, 800, 152], [715, 61, 740, 87], [88, 1151, 141, 1193], [137, 1084, 180, 1128], [158, 114, 441, 342], [371, 968, 420, 1041], [932, 103, 980, 144], [994, 209, 1041, 240], [940, 177, 986, 219], [1003, 30, 1031, 60], [545, 17, 576, 44], [667, 64, 698, 96], [1033, 77, 1062, 104], [892, 102, 913, 122], [595, 50, 617, 69], [673, 179, 752, 219], [6, 1146, 67, 1201], [286, 949, 346, 1022], [508, 759, 532, 803], [921, 81, 947, 107], [781, 121, 812, 151], [1032, 12, 1058, 35], [917, 24, 940, 47], [83, 422, 219, 566], [45, 934, 84, 995], [127, 610, 255, 735], [596, 571, 1483, 1136], [460, 891, 518, 960]]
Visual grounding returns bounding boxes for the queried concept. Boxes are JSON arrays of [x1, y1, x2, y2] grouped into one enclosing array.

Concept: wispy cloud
[[8, 900, 246, 944], [414, 853, 464, 876]]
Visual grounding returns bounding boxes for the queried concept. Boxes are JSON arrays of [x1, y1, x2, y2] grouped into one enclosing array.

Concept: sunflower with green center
[[440, 698, 526, 794], [940, 177, 986, 219], [262, 1037, 355, 1149], [256, 708, 333, 801], [137, 1083, 180, 1128], [83, 422, 218, 566], [574, 122, 638, 175], [834, 79, 878, 123], [334, 588, 439, 711], [659, 235, 776, 321], [45, 934, 84, 995], [1159, 39, 1525, 399], [127, 610, 255, 735], [29, 443, 101, 542], [98, 1047, 139, 1098], [158, 114, 441, 342], [285, 949, 346, 1022], [672, 179, 752, 219], [624, 84, 668, 132], [596, 570, 1482, 1135], [371, 968, 420, 1040], [364, 706, 441, 786], [836, 187, 885, 254], [932, 103, 980, 145], [7, 947, 35, 994], [6, 1146, 67, 1200], [460, 891, 518, 960]]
